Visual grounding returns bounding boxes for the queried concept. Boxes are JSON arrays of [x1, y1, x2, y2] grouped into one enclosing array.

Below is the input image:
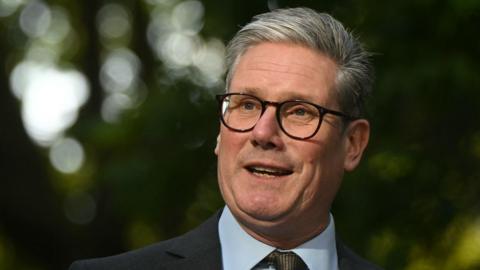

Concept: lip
[[243, 161, 294, 177]]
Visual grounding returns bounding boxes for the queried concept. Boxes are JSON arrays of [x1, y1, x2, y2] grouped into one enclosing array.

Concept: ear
[[214, 134, 220, 155], [343, 119, 370, 171]]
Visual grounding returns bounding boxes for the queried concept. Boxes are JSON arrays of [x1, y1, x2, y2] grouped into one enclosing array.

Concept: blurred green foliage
[[0, 0, 479, 269]]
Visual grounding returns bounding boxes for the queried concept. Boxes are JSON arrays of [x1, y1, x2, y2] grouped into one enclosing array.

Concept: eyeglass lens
[[220, 94, 321, 139]]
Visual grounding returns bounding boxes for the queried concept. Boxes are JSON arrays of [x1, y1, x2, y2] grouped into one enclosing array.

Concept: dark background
[[1, 0, 479, 269]]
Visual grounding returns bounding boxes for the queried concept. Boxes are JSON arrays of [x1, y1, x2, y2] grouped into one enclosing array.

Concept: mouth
[[246, 165, 293, 178]]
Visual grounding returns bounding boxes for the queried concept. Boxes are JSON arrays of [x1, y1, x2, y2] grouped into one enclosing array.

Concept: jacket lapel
[[160, 210, 223, 270], [337, 238, 381, 270]]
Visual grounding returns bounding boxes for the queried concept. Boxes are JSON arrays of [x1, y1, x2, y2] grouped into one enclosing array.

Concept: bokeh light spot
[[49, 137, 85, 174], [171, 0, 204, 34], [127, 220, 159, 249], [192, 38, 225, 87], [99, 48, 142, 123], [97, 3, 131, 40], [368, 229, 396, 265], [10, 61, 89, 145], [144, 0, 177, 6], [101, 93, 133, 123], [100, 48, 140, 93], [41, 7, 71, 45], [0, 0, 24, 17], [19, 0, 51, 38], [145, 0, 224, 88], [450, 218, 480, 268], [368, 151, 413, 181], [161, 32, 199, 67]]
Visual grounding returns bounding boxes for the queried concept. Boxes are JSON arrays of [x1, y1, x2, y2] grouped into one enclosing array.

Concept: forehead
[[230, 42, 338, 105]]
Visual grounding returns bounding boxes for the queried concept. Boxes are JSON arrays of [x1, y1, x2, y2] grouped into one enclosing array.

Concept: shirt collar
[[218, 206, 338, 270]]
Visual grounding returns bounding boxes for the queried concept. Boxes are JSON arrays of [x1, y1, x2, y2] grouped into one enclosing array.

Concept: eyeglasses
[[216, 93, 357, 140]]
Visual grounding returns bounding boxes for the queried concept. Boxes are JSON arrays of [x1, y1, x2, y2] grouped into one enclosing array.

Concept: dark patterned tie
[[263, 250, 309, 270]]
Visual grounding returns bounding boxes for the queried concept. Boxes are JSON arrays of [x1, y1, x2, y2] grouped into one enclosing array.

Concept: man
[[70, 7, 381, 270]]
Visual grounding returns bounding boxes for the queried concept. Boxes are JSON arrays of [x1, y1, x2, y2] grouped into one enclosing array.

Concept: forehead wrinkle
[[245, 60, 325, 80], [240, 61, 337, 103]]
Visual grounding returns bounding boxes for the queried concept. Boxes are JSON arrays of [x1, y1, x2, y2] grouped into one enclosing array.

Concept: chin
[[236, 198, 294, 223]]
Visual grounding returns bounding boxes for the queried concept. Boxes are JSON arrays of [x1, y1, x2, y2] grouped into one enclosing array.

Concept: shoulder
[[69, 236, 183, 270], [336, 240, 383, 270], [70, 211, 222, 270]]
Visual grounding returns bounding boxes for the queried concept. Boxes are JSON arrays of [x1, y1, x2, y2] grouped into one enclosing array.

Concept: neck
[[237, 214, 330, 249]]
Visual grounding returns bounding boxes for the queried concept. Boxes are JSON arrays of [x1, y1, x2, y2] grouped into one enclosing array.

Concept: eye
[[242, 101, 256, 110], [292, 107, 307, 116], [286, 105, 315, 117], [227, 95, 261, 115], [235, 96, 260, 112], [282, 102, 319, 122]]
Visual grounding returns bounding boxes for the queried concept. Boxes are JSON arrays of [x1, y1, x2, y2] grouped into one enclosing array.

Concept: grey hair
[[225, 7, 374, 117]]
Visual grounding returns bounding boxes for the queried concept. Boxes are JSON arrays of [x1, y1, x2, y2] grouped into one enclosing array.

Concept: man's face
[[215, 42, 367, 244]]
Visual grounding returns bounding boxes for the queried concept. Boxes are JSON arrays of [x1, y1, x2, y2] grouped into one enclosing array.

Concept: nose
[[250, 106, 284, 149]]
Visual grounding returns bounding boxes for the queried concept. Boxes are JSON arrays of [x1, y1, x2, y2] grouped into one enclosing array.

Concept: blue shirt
[[219, 207, 339, 270]]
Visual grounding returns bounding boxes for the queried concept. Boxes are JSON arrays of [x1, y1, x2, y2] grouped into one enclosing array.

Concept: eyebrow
[[231, 87, 316, 102]]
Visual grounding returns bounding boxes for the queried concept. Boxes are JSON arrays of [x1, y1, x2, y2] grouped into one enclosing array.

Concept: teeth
[[248, 166, 292, 176]]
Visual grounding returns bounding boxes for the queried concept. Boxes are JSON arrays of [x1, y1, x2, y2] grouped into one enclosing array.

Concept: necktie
[[263, 250, 309, 270]]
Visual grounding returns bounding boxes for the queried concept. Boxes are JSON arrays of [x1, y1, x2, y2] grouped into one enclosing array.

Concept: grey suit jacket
[[70, 211, 382, 270]]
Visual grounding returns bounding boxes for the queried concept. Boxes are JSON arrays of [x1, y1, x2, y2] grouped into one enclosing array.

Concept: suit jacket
[[70, 211, 382, 270]]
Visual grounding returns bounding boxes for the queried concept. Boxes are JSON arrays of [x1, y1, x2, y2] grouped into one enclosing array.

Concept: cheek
[[216, 128, 247, 181], [219, 126, 244, 149], [296, 141, 342, 199]]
